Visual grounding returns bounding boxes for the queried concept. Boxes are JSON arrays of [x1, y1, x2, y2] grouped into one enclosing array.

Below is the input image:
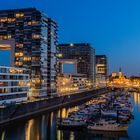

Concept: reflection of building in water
[[0, 131, 5, 140], [40, 115, 46, 140], [61, 108, 67, 118], [67, 106, 79, 114], [57, 106, 79, 119], [25, 119, 40, 140], [25, 112, 58, 140], [26, 119, 33, 140], [133, 92, 140, 105], [57, 108, 67, 119]]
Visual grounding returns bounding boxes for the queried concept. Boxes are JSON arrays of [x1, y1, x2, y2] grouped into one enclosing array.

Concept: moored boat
[[57, 117, 87, 130], [87, 120, 128, 132]]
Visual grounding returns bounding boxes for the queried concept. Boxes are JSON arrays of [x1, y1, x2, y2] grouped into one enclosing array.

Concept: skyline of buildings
[[0, 7, 109, 104], [0, 2, 139, 76], [0, 4, 139, 139]]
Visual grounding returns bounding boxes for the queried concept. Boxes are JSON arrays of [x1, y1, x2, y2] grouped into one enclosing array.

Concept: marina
[[0, 2, 139, 140], [0, 91, 139, 139], [57, 90, 133, 132]]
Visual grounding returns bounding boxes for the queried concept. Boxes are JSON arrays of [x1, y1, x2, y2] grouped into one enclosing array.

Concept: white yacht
[[88, 120, 128, 132]]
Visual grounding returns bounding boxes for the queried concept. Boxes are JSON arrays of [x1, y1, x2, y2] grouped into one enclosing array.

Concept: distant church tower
[[118, 67, 122, 78]]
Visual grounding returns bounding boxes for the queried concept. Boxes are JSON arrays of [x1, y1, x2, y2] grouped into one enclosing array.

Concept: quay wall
[[0, 88, 109, 127]]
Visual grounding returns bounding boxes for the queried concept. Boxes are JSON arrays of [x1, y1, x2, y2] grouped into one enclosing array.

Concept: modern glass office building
[[0, 8, 58, 97], [95, 55, 108, 88], [58, 43, 96, 86], [96, 55, 108, 77]]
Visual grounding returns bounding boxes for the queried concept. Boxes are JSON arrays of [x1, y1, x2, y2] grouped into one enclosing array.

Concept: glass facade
[[96, 55, 108, 77], [0, 8, 58, 97], [58, 43, 96, 86]]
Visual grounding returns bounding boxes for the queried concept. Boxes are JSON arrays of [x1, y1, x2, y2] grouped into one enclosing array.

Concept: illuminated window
[[15, 57, 19, 61], [16, 44, 23, 47], [32, 57, 40, 61], [32, 21, 39, 25], [0, 18, 7, 22], [57, 53, 63, 58], [0, 35, 12, 40], [9, 69, 16, 74], [15, 61, 23, 66], [32, 79, 41, 84], [16, 13, 24, 18], [7, 18, 16, 22], [9, 68, 24, 74], [3, 36, 8, 40], [32, 34, 40, 39], [28, 22, 32, 25], [28, 21, 39, 26], [15, 52, 24, 57], [23, 57, 31, 61], [18, 81, 26, 86], [7, 35, 11, 39]]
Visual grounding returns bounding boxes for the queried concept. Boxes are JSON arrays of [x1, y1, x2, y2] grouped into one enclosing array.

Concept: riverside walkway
[[0, 88, 109, 128]]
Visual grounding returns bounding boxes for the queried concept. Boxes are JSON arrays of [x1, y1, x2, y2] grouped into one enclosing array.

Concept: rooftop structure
[[58, 43, 96, 86]]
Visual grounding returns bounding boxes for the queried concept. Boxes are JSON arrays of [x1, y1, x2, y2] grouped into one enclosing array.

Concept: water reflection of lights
[[70, 131, 75, 140], [133, 92, 140, 105], [57, 106, 79, 119], [1, 131, 5, 140], [62, 108, 66, 118], [26, 119, 34, 140], [50, 112, 54, 127], [67, 106, 79, 115], [41, 115, 46, 139], [56, 107, 79, 140], [25, 119, 40, 140]]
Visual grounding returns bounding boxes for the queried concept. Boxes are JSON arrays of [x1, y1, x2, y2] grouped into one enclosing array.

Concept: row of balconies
[[0, 93, 27, 100]]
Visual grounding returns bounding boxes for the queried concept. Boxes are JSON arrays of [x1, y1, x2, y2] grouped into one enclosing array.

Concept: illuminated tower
[[118, 67, 122, 79]]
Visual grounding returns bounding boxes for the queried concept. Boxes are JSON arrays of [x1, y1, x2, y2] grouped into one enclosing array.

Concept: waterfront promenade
[[0, 88, 109, 128]]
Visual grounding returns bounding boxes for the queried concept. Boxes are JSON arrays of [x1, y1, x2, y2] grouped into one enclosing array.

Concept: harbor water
[[0, 92, 140, 140]]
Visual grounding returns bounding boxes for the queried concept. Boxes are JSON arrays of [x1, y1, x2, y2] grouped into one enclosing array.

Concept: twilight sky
[[0, 0, 140, 75]]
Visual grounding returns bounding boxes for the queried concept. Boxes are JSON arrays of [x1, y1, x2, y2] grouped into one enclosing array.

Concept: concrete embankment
[[0, 88, 109, 128]]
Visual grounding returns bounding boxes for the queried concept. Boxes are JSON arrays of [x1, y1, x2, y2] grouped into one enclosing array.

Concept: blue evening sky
[[0, 0, 140, 75]]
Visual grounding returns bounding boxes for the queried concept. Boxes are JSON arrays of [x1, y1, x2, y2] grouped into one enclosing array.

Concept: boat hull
[[57, 124, 87, 130], [87, 125, 128, 132], [88, 130, 129, 138]]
